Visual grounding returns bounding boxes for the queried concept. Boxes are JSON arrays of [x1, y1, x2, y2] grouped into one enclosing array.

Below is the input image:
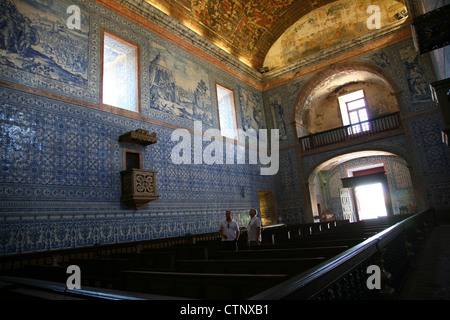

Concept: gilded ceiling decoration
[[144, 0, 337, 70], [264, 0, 407, 71], [144, 0, 408, 73]]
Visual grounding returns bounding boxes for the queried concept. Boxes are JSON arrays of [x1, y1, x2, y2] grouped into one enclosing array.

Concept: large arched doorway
[[308, 151, 418, 223]]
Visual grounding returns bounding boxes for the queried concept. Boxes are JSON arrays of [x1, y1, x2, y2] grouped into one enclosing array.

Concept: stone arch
[[306, 148, 417, 222], [306, 147, 412, 183], [292, 62, 403, 138]]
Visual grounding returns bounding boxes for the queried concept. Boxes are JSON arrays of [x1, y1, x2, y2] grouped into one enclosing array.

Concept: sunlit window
[[102, 31, 139, 112], [338, 90, 370, 134], [216, 84, 238, 140]]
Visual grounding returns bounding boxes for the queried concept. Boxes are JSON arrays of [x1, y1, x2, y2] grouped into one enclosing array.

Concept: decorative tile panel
[[273, 148, 305, 225], [0, 0, 95, 101], [355, 38, 437, 116], [1, 0, 449, 256], [0, 87, 274, 254], [238, 85, 266, 133], [407, 112, 450, 210], [407, 113, 450, 183]]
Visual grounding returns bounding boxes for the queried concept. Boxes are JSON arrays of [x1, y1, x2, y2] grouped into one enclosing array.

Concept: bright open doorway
[[354, 182, 387, 220]]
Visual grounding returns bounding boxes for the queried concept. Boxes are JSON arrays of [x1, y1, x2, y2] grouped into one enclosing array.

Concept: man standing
[[247, 208, 262, 246], [219, 210, 240, 251]]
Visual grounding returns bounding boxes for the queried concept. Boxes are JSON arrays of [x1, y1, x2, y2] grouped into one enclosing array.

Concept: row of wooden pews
[[3, 214, 412, 300]]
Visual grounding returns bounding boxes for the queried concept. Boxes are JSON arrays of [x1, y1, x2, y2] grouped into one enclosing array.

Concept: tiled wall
[[1, 0, 449, 255], [0, 0, 274, 254]]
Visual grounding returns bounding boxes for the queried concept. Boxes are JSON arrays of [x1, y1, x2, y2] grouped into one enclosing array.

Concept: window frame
[[338, 89, 370, 134], [215, 83, 239, 140], [101, 29, 141, 113]]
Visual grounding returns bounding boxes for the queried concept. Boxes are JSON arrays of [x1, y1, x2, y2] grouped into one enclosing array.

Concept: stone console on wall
[[119, 129, 158, 146], [119, 129, 159, 209], [120, 169, 159, 210]]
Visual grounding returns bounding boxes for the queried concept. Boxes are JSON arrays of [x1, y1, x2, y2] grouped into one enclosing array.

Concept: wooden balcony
[[299, 112, 403, 154]]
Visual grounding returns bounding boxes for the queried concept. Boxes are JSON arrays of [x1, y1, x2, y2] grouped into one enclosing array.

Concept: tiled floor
[[399, 224, 450, 300]]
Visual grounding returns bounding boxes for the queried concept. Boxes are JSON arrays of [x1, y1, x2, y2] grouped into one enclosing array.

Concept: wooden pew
[[154, 237, 357, 261], [111, 252, 176, 271], [258, 220, 349, 243], [0, 275, 183, 300], [265, 224, 388, 246], [255, 237, 367, 249], [172, 257, 326, 276], [143, 245, 214, 260], [120, 270, 289, 299], [63, 258, 134, 288], [233, 218, 396, 247], [156, 220, 378, 260], [19, 265, 67, 283], [8, 218, 404, 300], [218, 245, 349, 260], [71, 219, 391, 278]]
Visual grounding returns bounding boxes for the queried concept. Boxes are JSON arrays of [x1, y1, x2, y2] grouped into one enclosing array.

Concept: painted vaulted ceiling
[[144, 0, 408, 72]]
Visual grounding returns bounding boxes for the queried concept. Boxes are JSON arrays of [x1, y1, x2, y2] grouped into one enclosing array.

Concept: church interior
[[0, 0, 449, 302]]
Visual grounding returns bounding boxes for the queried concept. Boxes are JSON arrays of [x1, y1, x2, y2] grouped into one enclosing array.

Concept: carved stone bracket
[[120, 169, 160, 210], [119, 129, 158, 146]]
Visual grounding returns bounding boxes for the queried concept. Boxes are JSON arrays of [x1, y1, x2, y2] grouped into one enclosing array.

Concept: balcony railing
[[300, 112, 402, 152]]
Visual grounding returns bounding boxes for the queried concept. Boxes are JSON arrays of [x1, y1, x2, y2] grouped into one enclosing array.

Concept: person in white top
[[247, 208, 261, 246], [218, 210, 240, 251]]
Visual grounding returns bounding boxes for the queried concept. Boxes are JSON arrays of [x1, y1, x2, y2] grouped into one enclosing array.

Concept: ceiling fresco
[[144, 0, 337, 70], [144, 0, 407, 72], [264, 0, 407, 71]]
